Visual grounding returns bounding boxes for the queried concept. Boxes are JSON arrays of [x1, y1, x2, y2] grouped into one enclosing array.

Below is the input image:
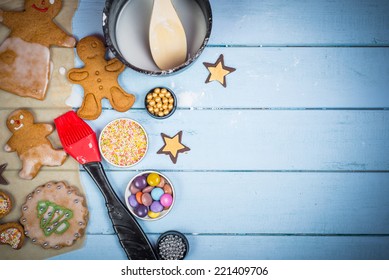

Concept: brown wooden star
[[157, 131, 190, 164], [0, 163, 9, 185], [203, 54, 236, 87]]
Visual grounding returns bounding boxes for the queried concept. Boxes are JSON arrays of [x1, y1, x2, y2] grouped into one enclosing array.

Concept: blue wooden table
[[54, 0, 389, 260]]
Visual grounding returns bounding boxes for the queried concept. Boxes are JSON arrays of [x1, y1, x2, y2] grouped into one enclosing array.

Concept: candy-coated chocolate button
[[157, 177, 166, 188], [151, 188, 164, 201], [148, 210, 161, 219], [133, 175, 147, 190], [135, 205, 148, 217], [163, 184, 173, 195], [135, 192, 143, 204], [128, 194, 139, 208], [150, 201, 163, 213], [129, 184, 138, 194], [160, 193, 173, 208], [141, 193, 153, 207], [142, 186, 154, 193], [147, 173, 160, 187]]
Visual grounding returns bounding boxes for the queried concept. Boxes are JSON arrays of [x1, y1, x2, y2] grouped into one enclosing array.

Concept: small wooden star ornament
[[203, 54, 236, 87], [0, 163, 9, 185], [157, 131, 190, 164]]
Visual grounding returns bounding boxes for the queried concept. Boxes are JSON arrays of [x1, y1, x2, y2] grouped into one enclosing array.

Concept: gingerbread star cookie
[[203, 54, 236, 87], [20, 181, 89, 249], [157, 131, 190, 164], [0, 163, 9, 185], [67, 36, 136, 120], [0, 0, 76, 100]]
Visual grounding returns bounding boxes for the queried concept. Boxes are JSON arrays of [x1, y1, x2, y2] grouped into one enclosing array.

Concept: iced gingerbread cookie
[[4, 109, 67, 180], [67, 36, 135, 120], [0, 190, 12, 219], [0, 222, 25, 250], [0, 0, 76, 100], [20, 181, 88, 249]]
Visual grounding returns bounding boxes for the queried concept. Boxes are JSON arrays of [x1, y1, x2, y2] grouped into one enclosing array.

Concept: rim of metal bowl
[[157, 230, 189, 260], [102, 0, 213, 76]]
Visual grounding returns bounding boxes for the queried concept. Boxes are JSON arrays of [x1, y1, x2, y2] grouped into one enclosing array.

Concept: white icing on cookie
[[14, 124, 24, 131], [50, 0, 55, 4], [59, 67, 66, 75], [0, 37, 50, 99]]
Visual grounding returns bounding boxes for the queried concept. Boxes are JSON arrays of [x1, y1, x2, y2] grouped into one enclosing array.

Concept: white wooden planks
[[74, 0, 389, 46], [52, 234, 389, 260], [80, 171, 389, 235], [81, 109, 389, 171], [118, 47, 389, 109], [209, 0, 389, 46]]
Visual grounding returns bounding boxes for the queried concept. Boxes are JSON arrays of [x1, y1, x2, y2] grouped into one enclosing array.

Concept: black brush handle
[[83, 162, 157, 260]]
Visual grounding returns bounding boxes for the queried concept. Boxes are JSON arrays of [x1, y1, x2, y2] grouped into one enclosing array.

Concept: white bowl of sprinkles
[[99, 118, 148, 167]]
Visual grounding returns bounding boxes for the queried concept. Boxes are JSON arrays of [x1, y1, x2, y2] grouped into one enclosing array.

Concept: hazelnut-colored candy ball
[[146, 87, 175, 117]]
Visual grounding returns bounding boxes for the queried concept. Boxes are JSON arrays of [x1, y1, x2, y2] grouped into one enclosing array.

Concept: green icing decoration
[[36, 201, 73, 236]]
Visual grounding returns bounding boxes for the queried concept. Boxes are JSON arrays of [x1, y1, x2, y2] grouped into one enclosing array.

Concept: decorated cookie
[[20, 181, 89, 249], [0, 222, 25, 250], [0, 163, 9, 185], [3, 109, 67, 180], [0, 0, 76, 47], [157, 131, 190, 164], [0, 190, 12, 219], [0, 0, 76, 100], [203, 54, 236, 88], [67, 36, 136, 120]]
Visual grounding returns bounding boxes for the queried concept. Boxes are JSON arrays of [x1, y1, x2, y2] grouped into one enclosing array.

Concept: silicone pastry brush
[[54, 111, 157, 260]]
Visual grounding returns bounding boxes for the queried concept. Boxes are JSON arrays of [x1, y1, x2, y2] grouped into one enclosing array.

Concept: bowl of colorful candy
[[125, 171, 175, 221], [145, 87, 177, 119]]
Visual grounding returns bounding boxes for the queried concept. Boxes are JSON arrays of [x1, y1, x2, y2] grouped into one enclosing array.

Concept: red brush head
[[54, 111, 101, 164]]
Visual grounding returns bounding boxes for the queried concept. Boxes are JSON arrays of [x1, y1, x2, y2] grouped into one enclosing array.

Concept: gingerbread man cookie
[[0, 0, 76, 48], [67, 36, 136, 120], [0, 0, 76, 100], [3, 109, 67, 180]]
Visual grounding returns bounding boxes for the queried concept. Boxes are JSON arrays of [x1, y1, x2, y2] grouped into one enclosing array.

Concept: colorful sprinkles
[[0, 191, 12, 219], [99, 119, 148, 167], [0, 228, 22, 249]]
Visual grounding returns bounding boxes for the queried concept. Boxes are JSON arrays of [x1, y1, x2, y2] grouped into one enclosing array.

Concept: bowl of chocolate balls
[[145, 87, 177, 119]]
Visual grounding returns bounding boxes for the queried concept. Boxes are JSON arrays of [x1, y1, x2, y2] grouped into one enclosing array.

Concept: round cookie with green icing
[[20, 181, 88, 249]]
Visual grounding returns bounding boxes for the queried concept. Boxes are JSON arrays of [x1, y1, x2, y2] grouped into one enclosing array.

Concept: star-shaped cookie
[[157, 131, 190, 164], [0, 163, 9, 185], [203, 54, 236, 87]]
